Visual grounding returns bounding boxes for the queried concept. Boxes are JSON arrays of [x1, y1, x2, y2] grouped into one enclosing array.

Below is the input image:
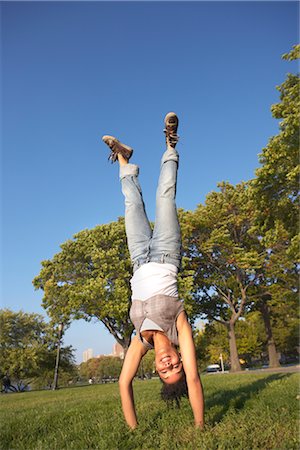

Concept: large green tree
[[250, 44, 300, 366], [190, 46, 299, 371], [189, 182, 264, 372]]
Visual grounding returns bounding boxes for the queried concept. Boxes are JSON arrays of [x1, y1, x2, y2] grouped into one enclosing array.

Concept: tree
[[190, 46, 299, 371], [253, 44, 299, 237], [189, 182, 264, 372], [33, 215, 197, 353], [78, 358, 100, 381], [250, 45, 300, 366], [33, 218, 134, 352], [198, 312, 266, 368], [204, 322, 230, 366], [96, 356, 123, 380], [193, 327, 211, 371], [178, 209, 204, 322], [78, 356, 123, 381], [0, 309, 76, 390], [234, 312, 266, 365], [248, 220, 299, 366], [31, 344, 78, 390], [136, 350, 156, 378]]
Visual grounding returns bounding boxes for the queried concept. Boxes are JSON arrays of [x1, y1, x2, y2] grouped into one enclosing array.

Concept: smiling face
[[155, 347, 183, 384]]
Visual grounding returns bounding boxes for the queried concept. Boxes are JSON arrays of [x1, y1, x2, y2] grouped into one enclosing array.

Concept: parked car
[[206, 364, 221, 373]]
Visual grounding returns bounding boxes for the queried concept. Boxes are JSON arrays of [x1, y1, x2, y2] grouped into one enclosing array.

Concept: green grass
[[1, 372, 299, 449]]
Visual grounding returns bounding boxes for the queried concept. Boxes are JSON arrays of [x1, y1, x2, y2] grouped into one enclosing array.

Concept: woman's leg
[[119, 155, 152, 271], [150, 146, 182, 269]]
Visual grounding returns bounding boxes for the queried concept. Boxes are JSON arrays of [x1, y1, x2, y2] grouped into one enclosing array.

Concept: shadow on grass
[[205, 373, 292, 424]]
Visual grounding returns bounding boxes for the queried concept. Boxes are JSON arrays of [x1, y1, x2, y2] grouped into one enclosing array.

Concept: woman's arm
[[177, 312, 205, 429], [119, 336, 147, 429]]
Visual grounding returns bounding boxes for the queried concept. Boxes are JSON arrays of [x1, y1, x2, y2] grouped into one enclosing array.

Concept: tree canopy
[[0, 309, 76, 390], [33, 218, 134, 351], [253, 44, 299, 237]]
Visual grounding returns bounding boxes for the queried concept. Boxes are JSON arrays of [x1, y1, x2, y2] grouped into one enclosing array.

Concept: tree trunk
[[122, 339, 131, 357], [259, 296, 280, 368], [115, 335, 131, 357], [100, 317, 133, 357], [228, 321, 242, 372]]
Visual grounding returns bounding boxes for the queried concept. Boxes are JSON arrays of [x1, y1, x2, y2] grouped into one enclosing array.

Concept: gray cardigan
[[129, 294, 185, 349]]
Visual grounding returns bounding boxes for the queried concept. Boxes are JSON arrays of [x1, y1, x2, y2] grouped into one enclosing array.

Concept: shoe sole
[[164, 112, 179, 128], [102, 135, 133, 162]]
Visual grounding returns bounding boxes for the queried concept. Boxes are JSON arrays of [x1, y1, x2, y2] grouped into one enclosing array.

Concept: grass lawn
[[1, 372, 299, 449]]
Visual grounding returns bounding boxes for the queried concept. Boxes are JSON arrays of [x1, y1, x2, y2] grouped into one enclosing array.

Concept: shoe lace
[[164, 128, 179, 145], [108, 144, 118, 163]]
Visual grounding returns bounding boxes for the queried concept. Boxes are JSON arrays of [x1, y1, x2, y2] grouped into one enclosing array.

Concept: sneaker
[[102, 135, 133, 163], [164, 112, 179, 148]]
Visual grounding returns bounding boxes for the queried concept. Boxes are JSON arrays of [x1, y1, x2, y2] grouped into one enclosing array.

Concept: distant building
[[83, 348, 93, 362], [113, 342, 124, 359]]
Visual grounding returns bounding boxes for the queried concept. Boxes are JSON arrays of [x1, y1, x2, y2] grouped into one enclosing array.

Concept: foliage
[[137, 349, 156, 378], [253, 44, 299, 237], [248, 44, 300, 363], [33, 215, 198, 351], [191, 182, 263, 319], [78, 356, 123, 381], [33, 218, 134, 350], [187, 182, 265, 371], [234, 312, 266, 364], [269, 293, 300, 357], [0, 309, 76, 390], [178, 209, 202, 322], [203, 322, 230, 365], [195, 312, 266, 368], [95, 356, 123, 380], [187, 46, 300, 370], [78, 351, 156, 381]]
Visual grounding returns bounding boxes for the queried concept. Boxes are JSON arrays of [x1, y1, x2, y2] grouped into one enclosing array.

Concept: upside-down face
[[155, 347, 183, 384]]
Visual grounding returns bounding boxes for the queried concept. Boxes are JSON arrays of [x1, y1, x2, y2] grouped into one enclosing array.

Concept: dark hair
[[160, 369, 188, 408]]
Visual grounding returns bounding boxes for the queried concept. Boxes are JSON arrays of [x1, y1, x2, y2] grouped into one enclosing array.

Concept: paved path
[[245, 365, 300, 374], [204, 365, 300, 375]]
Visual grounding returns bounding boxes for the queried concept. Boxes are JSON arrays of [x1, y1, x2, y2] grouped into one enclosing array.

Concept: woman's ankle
[[118, 154, 129, 166]]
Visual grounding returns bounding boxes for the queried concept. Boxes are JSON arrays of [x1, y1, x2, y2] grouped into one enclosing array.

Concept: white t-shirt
[[130, 262, 178, 332], [130, 262, 178, 300]]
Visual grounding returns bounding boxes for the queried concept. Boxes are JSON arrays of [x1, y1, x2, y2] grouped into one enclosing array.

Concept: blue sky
[[1, 1, 298, 363]]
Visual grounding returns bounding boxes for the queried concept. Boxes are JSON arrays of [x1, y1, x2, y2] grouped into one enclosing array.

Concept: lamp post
[[220, 353, 225, 373], [53, 322, 64, 390]]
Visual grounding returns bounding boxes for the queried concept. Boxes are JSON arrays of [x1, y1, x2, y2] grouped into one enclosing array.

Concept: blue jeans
[[120, 147, 182, 273]]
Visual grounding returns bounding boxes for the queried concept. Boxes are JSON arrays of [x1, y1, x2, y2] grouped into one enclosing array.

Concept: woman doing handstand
[[102, 113, 204, 430]]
